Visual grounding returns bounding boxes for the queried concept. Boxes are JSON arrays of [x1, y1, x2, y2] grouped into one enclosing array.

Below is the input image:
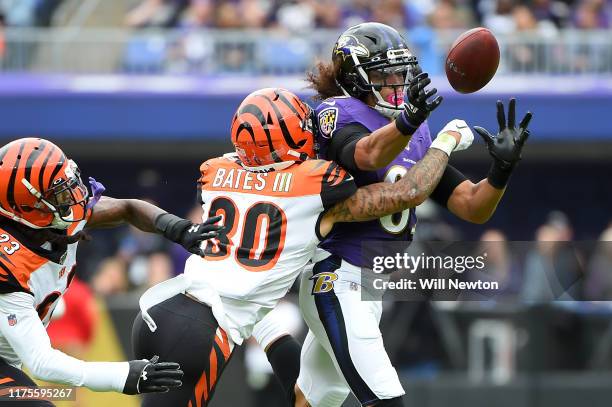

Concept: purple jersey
[[315, 96, 432, 267]]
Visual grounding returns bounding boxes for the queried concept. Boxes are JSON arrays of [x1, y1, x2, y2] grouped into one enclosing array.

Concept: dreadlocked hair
[[306, 60, 343, 101]]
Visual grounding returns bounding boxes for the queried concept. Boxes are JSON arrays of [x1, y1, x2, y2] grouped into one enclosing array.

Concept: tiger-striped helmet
[[0, 138, 89, 229], [230, 88, 316, 171]]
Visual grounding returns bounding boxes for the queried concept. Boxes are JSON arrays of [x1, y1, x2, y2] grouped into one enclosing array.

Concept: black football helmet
[[332, 22, 421, 118]]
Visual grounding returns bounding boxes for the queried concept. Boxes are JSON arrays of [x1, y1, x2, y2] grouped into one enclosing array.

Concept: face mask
[[50, 208, 74, 230]]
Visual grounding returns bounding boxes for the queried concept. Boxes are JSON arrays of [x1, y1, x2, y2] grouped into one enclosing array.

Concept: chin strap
[[0, 206, 40, 229], [338, 83, 351, 97], [0, 201, 70, 230], [49, 214, 73, 230]]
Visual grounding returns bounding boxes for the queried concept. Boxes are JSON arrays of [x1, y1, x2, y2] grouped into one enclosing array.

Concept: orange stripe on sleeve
[[194, 370, 208, 407], [214, 329, 232, 361], [208, 346, 218, 392]]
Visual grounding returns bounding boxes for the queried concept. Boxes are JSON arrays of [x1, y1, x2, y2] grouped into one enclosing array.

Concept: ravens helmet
[[333, 22, 420, 118]]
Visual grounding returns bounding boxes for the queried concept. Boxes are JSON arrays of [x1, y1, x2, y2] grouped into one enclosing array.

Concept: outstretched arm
[[429, 165, 505, 224], [319, 120, 474, 237], [86, 196, 164, 231], [440, 98, 533, 224], [0, 292, 182, 394], [322, 148, 447, 233], [87, 196, 221, 256], [353, 121, 412, 171], [336, 73, 442, 171], [445, 179, 505, 224]]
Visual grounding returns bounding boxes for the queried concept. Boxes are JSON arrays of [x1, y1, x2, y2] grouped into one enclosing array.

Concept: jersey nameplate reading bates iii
[[183, 153, 355, 342]]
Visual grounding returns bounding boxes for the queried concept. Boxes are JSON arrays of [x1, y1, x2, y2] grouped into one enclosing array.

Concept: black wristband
[[154, 213, 191, 243], [487, 162, 513, 189], [394, 112, 418, 136], [431, 164, 468, 208], [124, 360, 146, 394]]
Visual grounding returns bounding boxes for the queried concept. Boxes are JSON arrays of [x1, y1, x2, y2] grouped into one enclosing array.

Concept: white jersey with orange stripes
[[180, 154, 355, 344], [0, 215, 87, 367], [0, 209, 131, 392]]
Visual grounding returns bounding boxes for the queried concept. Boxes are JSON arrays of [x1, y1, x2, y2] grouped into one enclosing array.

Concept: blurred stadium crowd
[[1, 0, 610, 31], [124, 0, 612, 33], [0, 0, 611, 75]]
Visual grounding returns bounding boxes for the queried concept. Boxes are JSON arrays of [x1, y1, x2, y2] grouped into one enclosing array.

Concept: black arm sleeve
[[326, 123, 371, 173], [430, 164, 468, 208], [320, 161, 358, 210]]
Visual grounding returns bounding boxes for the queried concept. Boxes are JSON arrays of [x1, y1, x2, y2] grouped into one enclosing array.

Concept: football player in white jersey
[[0, 138, 223, 404], [133, 87, 473, 406]]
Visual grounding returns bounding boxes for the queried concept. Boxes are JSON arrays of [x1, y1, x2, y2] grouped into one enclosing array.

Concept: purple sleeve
[[315, 99, 359, 162], [419, 120, 432, 148], [316, 99, 357, 140]]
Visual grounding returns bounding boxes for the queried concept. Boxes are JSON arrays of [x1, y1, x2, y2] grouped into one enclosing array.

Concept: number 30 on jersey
[[203, 197, 287, 272]]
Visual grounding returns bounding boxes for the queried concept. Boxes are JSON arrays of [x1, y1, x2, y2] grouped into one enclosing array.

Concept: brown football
[[445, 27, 500, 94]]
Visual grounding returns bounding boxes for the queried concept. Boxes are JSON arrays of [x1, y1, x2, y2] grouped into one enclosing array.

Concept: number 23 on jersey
[[0, 233, 20, 255]]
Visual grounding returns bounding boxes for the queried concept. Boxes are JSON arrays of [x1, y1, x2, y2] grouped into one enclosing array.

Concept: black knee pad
[[373, 396, 404, 407]]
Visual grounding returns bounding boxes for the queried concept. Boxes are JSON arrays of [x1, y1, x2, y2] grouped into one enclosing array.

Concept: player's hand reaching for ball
[[395, 72, 443, 135], [474, 98, 532, 189], [123, 355, 183, 394]]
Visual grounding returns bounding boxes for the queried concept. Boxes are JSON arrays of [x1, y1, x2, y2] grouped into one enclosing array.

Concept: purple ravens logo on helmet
[[334, 35, 370, 60]]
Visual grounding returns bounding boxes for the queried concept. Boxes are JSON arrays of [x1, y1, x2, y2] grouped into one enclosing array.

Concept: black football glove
[[474, 98, 532, 189], [395, 72, 443, 135], [123, 355, 183, 395], [154, 213, 223, 256]]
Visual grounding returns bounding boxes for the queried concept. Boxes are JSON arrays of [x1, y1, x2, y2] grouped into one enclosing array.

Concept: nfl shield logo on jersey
[[318, 107, 338, 138], [7, 314, 17, 326]]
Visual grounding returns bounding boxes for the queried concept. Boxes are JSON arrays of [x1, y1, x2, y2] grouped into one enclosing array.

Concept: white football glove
[[430, 119, 474, 156], [441, 119, 474, 152]]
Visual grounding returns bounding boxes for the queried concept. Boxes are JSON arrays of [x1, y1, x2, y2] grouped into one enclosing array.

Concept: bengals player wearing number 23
[[0, 138, 223, 404]]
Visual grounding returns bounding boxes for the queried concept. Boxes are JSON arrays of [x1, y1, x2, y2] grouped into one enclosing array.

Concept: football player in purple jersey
[[291, 22, 532, 407]]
